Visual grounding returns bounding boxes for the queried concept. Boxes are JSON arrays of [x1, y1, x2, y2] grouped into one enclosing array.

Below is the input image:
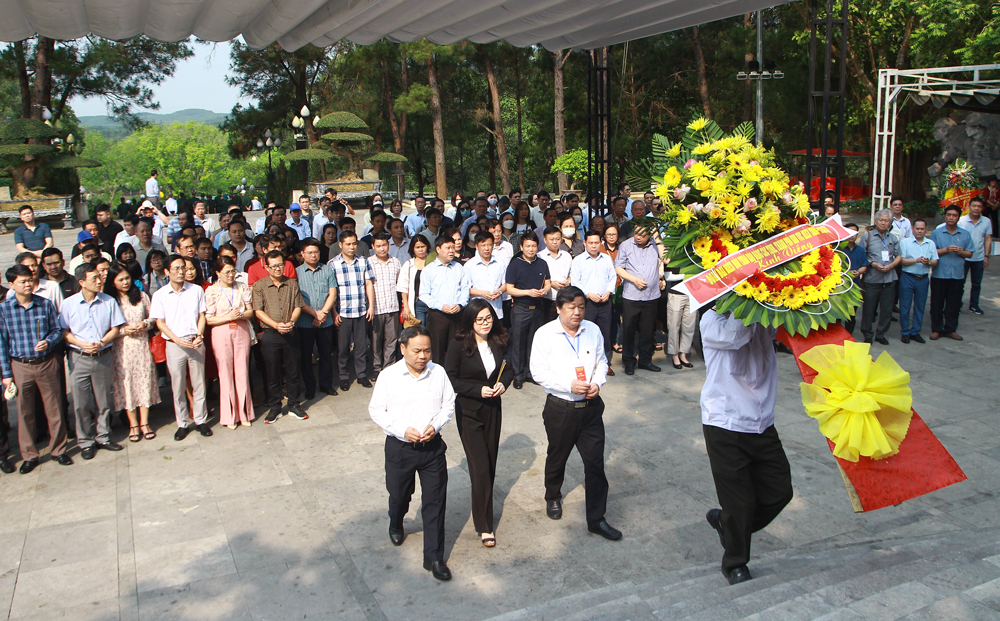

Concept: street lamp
[[257, 129, 282, 176], [733, 11, 784, 145]]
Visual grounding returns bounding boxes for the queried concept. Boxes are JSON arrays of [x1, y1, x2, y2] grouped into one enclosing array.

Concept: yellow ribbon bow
[[799, 341, 913, 462]]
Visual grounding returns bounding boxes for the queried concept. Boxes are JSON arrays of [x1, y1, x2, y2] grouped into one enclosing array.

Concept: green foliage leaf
[[320, 132, 374, 142], [0, 143, 56, 156], [47, 155, 101, 169], [283, 148, 337, 161], [314, 112, 368, 130], [363, 152, 408, 162], [0, 118, 59, 140]]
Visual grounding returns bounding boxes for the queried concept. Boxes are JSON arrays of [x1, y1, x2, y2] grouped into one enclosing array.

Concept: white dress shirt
[[529, 318, 608, 402], [699, 309, 777, 434], [5, 280, 63, 312], [464, 253, 506, 318], [493, 239, 514, 266], [311, 212, 332, 239], [149, 282, 206, 340], [388, 237, 411, 264], [571, 252, 617, 297], [369, 359, 455, 442], [539, 247, 573, 301], [145, 176, 159, 199], [478, 341, 496, 377], [404, 212, 426, 238]]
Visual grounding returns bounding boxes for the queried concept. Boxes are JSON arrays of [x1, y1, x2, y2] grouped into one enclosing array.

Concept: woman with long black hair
[[444, 299, 514, 548]]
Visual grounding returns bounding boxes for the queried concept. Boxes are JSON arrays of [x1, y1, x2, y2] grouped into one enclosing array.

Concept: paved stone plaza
[[0, 222, 999, 620]]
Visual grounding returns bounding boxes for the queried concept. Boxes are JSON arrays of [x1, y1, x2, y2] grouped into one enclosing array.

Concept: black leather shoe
[[174, 426, 192, 441], [911, 334, 926, 344], [320, 385, 338, 396], [513, 380, 523, 389], [81, 446, 97, 460], [706, 509, 726, 548], [638, 362, 661, 372], [588, 519, 623, 541], [340, 381, 351, 392], [55, 454, 73, 466], [546, 499, 562, 520], [197, 423, 213, 437], [681, 360, 694, 368], [901, 335, 910, 343], [624, 366, 635, 376], [722, 565, 753, 585], [423, 560, 452, 581], [875, 336, 889, 345], [672, 361, 683, 369], [863, 336, 872, 343], [389, 526, 405, 546], [0, 456, 14, 474], [97, 441, 124, 452], [304, 391, 315, 401], [358, 378, 372, 388], [19, 459, 38, 474]]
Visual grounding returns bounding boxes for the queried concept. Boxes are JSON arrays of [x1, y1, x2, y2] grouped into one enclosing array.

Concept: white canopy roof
[[0, 0, 792, 51]]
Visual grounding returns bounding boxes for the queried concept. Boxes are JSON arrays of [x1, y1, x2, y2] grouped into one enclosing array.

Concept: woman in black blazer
[[444, 299, 514, 547]]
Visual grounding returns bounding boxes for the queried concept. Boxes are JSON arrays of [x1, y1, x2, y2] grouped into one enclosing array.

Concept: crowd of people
[[1, 178, 990, 584], [833, 195, 990, 344]]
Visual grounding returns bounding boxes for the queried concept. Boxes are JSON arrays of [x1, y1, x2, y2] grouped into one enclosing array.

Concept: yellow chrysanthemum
[[666, 143, 682, 157], [734, 181, 753, 198], [722, 207, 742, 229], [674, 209, 693, 225], [793, 193, 812, 217], [688, 117, 709, 131], [755, 207, 781, 233], [687, 161, 713, 180], [692, 142, 715, 156], [663, 166, 682, 188], [708, 177, 730, 199]]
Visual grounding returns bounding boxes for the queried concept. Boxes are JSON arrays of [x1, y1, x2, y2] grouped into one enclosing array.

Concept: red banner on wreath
[[939, 187, 982, 215], [673, 215, 855, 309]]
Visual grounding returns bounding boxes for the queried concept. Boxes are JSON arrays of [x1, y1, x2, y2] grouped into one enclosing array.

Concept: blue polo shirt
[[929, 226, 974, 280], [14, 222, 52, 251], [841, 242, 868, 284], [899, 236, 938, 276]]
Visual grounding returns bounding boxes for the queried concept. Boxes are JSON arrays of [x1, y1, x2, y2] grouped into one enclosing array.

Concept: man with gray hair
[[857, 209, 900, 345]]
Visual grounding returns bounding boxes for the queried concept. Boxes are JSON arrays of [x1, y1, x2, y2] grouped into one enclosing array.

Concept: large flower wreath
[[646, 117, 862, 336]]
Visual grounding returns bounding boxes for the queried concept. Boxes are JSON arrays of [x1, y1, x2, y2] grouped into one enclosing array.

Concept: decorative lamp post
[[734, 10, 784, 145]]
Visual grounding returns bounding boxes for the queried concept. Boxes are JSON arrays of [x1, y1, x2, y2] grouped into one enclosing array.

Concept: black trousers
[[584, 299, 613, 363], [509, 302, 545, 381], [426, 309, 461, 364], [621, 299, 657, 368], [930, 277, 963, 334], [703, 424, 793, 572], [457, 401, 502, 534], [0, 397, 9, 457], [298, 325, 335, 395], [384, 435, 448, 562], [260, 330, 302, 409], [542, 395, 609, 528], [860, 281, 894, 340], [337, 316, 369, 381]]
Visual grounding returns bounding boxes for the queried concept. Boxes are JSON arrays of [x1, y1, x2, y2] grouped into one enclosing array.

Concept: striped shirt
[[329, 254, 373, 318], [367, 255, 401, 315]]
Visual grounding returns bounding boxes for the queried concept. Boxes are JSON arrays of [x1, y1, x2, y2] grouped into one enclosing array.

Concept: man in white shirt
[[403, 196, 428, 238], [8, 253, 63, 311], [165, 194, 178, 215], [251, 196, 262, 211], [226, 220, 256, 272], [193, 200, 219, 238], [150, 254, 212, 441], [700, 309, 792, 586], [131, 220, 167, 271], [287, 203, 312, 241], [889, 197, 913, 240], [368, 325, 455, 581], [464, 230, 506, 319], [571, 231, 617, 370], [529, 286, 620, 541], [145, 170, 160, 208], [539, 226, 572, 320]]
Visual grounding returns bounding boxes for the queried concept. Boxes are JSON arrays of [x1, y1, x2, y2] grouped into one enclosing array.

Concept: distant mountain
[[80, 108, 229, 139]]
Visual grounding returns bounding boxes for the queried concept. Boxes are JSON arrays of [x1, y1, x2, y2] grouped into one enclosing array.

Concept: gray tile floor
[[0, 220, 997, 620]]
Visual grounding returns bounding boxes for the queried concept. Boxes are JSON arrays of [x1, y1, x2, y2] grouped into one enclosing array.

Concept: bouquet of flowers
[[647, 117, 862, 336], [937, 158, 979, 194]]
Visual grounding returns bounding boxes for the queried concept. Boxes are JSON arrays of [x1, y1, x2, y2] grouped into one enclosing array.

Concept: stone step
[[483, 527, 1000, 621]]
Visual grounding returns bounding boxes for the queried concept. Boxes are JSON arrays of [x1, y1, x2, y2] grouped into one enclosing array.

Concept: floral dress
[[112, 292, 161, 411]]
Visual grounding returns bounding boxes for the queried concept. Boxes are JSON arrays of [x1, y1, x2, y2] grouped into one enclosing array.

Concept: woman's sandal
[[141, 424, 156, 440], [481, 534, 496, 548], [128, 426, 141, 443]]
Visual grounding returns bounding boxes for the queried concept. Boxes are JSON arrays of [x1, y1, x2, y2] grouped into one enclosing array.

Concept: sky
[[70, 39, 252, 117]]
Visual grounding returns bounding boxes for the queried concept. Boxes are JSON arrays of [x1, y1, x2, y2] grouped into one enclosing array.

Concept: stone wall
[[929, 112, 1000, 180]]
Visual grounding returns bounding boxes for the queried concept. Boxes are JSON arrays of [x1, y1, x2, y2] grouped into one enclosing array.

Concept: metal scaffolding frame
[[587, 47, 612, 218], [871, 63, 1000, 220]]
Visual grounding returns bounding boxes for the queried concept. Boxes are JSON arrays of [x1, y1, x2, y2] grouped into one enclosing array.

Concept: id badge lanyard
[[564, 332, 587, 382]]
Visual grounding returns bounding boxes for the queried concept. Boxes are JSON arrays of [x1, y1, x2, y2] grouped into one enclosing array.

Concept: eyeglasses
[[474, 316, 493, 325]]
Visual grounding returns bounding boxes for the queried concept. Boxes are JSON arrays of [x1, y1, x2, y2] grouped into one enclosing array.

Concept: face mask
[[573, 215, 583, 225], [502, 220, 514, 230], [461, 209, 472, 218], [488, 198, 498, 206], [561, 227, 576, 238]]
